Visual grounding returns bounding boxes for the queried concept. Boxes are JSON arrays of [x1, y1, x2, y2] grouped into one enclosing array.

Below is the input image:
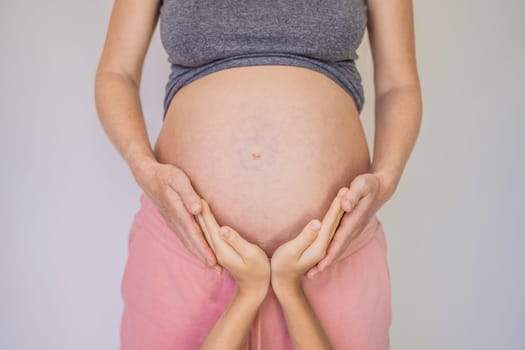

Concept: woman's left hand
[[305, 173, 385, 279]]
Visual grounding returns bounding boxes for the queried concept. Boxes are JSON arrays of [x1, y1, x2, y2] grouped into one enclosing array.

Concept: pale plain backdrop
[[2, 0, 524, 349]]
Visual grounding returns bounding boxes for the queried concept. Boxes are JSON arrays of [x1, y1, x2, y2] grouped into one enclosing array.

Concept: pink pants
[[120, 192, 392, 350]]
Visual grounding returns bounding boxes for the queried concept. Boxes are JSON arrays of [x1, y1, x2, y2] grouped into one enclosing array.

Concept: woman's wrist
[[126, 146, 159, 188], [371, 168, 399, 206]]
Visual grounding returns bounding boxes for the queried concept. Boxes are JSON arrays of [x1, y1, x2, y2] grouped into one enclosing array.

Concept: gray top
[[159, 0, 368, 120]]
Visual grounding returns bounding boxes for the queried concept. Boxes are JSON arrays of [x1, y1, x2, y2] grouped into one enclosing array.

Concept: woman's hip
[[120, 191, 391, 349], [300, 217, 392, 349], [120, 192, 239, 349]]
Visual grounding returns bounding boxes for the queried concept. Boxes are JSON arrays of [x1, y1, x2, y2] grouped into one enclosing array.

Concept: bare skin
[[94, 0, 422, 346], [308, 0, 423, 278], [198, 187, 350, 350], [94, 0, 421, 274]]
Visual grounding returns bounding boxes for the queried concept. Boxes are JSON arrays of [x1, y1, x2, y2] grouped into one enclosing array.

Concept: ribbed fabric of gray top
[[159, 0, 368, 121]]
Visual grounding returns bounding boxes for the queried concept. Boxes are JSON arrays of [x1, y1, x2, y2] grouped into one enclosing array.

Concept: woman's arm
[[94, 0, 219, 269], [94, 0, 162, 181], [305, 0, 422, 278], [366, 0, 423, 202]]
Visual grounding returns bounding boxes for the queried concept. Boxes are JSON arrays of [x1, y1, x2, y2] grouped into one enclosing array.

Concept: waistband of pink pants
[[134, 191, 383, 267]]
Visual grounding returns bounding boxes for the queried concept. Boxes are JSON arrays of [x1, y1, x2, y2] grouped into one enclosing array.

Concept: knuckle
[[170, 169, 189, 190], [163, 202, 181, 220], [171, 206, 187, 223], [163, 191, 181, 211], [160, 170, 172, 187], [172, 176, 187, 192]]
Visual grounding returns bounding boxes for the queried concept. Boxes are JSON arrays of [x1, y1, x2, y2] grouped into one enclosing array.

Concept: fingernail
[[191, 202, 201, 214], [310, 220, 321, 230], [220, 227, 230, 237], [338, 187, 347, 196]]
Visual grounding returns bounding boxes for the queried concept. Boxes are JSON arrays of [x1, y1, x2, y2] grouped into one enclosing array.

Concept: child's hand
[[195, 199, 271, 300], [271, 187, 349, 294]]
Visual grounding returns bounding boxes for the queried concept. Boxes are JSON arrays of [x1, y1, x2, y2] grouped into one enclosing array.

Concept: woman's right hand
[[134, 159, 220, 272]]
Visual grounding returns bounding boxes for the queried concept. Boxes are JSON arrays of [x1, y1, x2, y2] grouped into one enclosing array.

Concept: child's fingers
[[216, 227, 245, 266], [199, 200, 244, 266], [318, 187, 348, 242], [330, 201, 346, 239], [195, 211, 214, 251], [288, 219, 322, 257], [199, 199, 222, 248], [200, 199, 220, 231], [219, 226, 258, 264]]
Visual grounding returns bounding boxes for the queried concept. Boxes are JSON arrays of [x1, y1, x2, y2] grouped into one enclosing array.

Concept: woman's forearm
[[201, 288, 265, 350], [94, 71, 158, 185], [274, 284, 333, 350], [370, 84, 423, 204]]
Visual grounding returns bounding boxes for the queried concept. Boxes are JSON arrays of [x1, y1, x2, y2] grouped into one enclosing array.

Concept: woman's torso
[[153, 65, 370, 257], [153, 0, 370, 256]]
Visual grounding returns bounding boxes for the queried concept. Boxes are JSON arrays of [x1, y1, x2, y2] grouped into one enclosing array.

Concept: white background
[[3, 0, 524, 349]]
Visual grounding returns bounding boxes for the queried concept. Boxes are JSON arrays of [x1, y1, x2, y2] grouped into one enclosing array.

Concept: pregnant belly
[[153, 66, 371, 257]]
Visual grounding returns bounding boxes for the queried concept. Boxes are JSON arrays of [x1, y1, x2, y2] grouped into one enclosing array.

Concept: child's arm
[[197, 201, 270, 350], [273, 280, 332, 350], [201, 287, 265, 350], [270, 187, 349, 350]]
